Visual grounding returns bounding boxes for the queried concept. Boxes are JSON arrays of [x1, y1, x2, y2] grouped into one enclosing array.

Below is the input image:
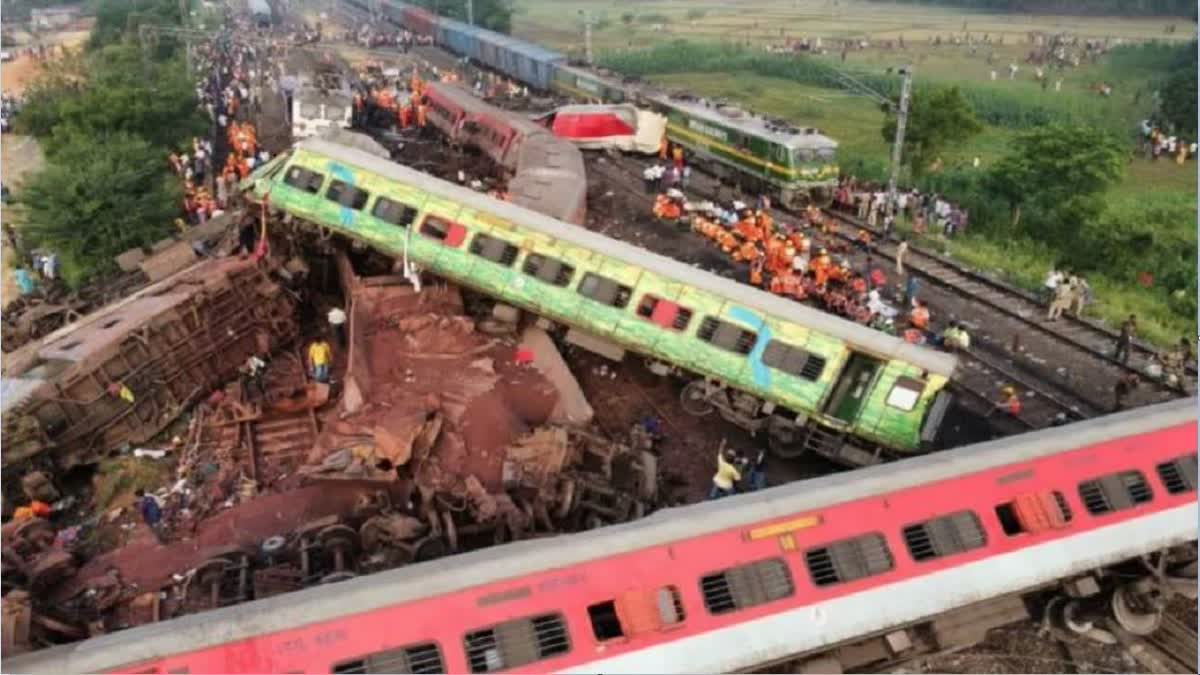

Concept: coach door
[[823, 352, 882, 423]]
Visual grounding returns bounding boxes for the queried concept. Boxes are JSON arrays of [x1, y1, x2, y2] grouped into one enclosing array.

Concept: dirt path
[[1, 135, 44, 313]]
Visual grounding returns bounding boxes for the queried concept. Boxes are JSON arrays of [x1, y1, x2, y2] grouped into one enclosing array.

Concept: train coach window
[[697, 317, 757, 355], [283, 165, 325, 194], [761, 340, 825, 380], [464, 613, 570, 673], [636, 295, 693, 331], [699, 558, 794, 615], [420, 216, 466, 247], [885, 377, 926, 412], [804, 533, 894, 587], [522, 253, 575, 287], [469, 233, 520, 267], [995, 491, 1073, 536], [1078, 470, 1153, 515], [332, 642, 445, 674], [1156, 455, 1198, 494], [325, 180, 370, 210], [588, 586, 686, 641], [902, 511, 987, 562], [577, 273, 632, 309], [371, 197, 418, 228]]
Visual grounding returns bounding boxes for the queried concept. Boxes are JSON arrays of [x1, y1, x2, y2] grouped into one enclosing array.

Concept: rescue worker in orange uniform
[[733, 239, 761, 264], [716, 228, 738, 253], [909, 300, 931, 331], [735, 211, 761, 242], [416, 101, 428, 128], [749, 256, 765, 287], [989, 386, 1022, 418], [755, 210, 774, 240], [810, 248, 832, 286]]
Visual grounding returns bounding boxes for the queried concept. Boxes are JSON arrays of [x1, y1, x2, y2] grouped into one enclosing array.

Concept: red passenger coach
[[6, 399, 1196, 674], [400, 5, 436, 36]]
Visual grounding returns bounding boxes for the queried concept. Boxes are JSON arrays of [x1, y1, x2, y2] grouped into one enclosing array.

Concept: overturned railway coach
[[6, 399, 1195, 673], [246, 139, 953, 461], [343, 0, 839, 205]]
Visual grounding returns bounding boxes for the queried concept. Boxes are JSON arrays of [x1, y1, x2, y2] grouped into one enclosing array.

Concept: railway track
[[584, 154, 1096, 429]]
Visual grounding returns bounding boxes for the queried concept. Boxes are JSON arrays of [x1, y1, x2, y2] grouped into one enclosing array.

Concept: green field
[[513, 0, 1196, 346]]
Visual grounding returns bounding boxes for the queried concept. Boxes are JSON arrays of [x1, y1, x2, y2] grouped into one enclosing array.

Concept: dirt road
[[1, 135, 45, 311]]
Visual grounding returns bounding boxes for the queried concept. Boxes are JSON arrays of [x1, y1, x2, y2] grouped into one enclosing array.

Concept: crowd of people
[[1140, 119, 1196, 164], [832, 178, 970, 240]]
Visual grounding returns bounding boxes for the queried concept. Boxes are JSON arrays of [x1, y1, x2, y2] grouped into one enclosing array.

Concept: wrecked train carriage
[[244, 138, 957, 465], [1, 258, 298, 498]]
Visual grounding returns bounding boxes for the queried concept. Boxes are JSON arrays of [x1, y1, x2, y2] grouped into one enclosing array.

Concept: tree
[[881, 86, 981, 178], [986, 124, 1125, 236], [1160, 42, 1197, 136], [89, 0, 185, 50], [17, 132, 181, 288], [16, 45, 205, 159], [415, 0, 511, 34]]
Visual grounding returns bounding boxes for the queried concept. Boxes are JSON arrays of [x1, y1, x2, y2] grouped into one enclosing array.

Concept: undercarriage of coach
[[762, 544, 1199, 675]]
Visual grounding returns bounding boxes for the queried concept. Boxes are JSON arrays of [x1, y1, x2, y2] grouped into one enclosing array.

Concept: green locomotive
[[245, 139, 955, 465], [551, 64, 839, 207]]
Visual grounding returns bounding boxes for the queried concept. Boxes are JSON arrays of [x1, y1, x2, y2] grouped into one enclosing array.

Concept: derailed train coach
[[243, 139, 956, 465]]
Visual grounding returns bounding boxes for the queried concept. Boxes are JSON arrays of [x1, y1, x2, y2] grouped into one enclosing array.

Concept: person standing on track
[[709, 446, 742, 500], [1114, 314, 1137, 364], [1113, 372, 1139, 411], [895, 237, 909, 276]]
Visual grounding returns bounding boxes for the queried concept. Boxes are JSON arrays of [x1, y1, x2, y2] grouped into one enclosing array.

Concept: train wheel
[[679, 380, 715, 417]]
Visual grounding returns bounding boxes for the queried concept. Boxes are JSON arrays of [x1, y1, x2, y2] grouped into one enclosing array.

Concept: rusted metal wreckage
[[1, 257, 298, 506], [3, 244, 663, 653]]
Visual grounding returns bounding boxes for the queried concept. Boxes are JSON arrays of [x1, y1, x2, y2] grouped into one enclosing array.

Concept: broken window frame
[[283, 165, 326, 194], [635, 295, 694, 331], [901, 510, 987, 562], [468, 232, 520, 267], [1156, 455, 1198, 495], [994, 491, 1073, 536], [699, 557, 795, 615], [371, 197, 418, 228], [331, 642, 446, 674], [761, 340, 825, 380], [576, 272, 633, 309], [463, 613, 571, 673], [325, 180, 370, 210], [1078, 470, 1154, 515], [697, 317, 758, 355], [804, 533, 895, 587], [521, 253, 575, 287], [419, 215, 466, 247]]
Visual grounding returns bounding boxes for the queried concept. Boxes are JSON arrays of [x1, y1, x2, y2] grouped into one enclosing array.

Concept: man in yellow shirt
[[708, 447, 742, 500], [308, 337, 333, 384]]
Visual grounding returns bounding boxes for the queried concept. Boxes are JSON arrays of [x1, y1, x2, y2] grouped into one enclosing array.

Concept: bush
[[637, 13, 670, 24], [686, 8, 707, 19]]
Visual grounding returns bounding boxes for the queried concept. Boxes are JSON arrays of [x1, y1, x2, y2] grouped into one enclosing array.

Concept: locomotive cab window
[[902, 511, 987, 562], [1078, 470, 1153, 515], [697, 317, 757, 355], [522, 253, 575, 287], [577, 273, 632, 309], [1156, 455, 1197, 494], [700, 558, 793, 615], [325, 180, 370, 210], [762, 340, 825, 380], [469, 233, 520, 267], [995, 491, 1073, 536], [332, 642, 445, 674], [636, 295, 693, 331], [371, 197, 418, 228], [885, 377, 926, 412], [283, 165, 325, 194], [805, 533, 894, 587], [464, 613, 570, 673]]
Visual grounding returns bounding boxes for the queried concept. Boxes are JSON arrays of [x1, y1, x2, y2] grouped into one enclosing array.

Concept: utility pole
[[580, 10, 593, 65], [466, 0, 473, 25], [887, 65, 913, 216]]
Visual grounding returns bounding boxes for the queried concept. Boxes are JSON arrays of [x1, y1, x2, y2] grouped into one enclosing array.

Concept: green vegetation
[[14, 0, 195, 288], [1160, 41, 1198, 135], [883, 85, 982, 177], [410, 0, 512, 33], [864, 0, 1197, 16], [93, 456, 172, 512]]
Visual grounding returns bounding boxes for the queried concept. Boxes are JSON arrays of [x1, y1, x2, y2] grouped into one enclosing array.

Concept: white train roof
[[299, 138, 955, 377], [9, 397, 1194, 674]]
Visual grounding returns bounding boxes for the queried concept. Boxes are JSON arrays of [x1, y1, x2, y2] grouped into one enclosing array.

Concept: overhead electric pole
[[581, 10, 593, 65], [887, 65, 913, 214], [466, 0, 473, 25]]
